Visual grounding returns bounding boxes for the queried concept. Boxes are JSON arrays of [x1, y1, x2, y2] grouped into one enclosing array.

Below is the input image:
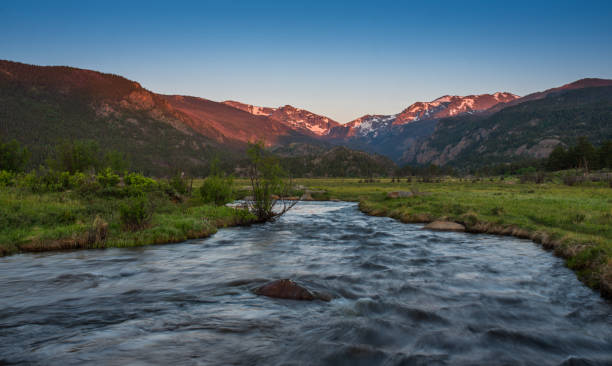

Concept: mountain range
[[1, 59, 611, 175]]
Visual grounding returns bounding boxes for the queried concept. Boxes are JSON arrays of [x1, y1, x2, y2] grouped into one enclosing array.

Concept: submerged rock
[[254, 279, 330, 301], [424, 221, 466, 232]]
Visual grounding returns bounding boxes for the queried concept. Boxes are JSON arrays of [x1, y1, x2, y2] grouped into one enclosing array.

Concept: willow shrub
[[200, 175, 233, 206]]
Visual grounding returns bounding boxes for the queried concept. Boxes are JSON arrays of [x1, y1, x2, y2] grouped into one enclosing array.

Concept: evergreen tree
[[0, 138, 30, 172], [598, 140, 612, 169], [546, 145, 569, 171]]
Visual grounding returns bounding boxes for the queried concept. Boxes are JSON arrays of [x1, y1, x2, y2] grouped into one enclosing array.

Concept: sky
[[1, 0, 612, 123]]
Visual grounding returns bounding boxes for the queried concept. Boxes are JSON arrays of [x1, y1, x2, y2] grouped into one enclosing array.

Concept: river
[[1, 201, 611, 365]]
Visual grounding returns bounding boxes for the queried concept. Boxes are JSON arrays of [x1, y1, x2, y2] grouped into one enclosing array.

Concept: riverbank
[[0, 188, 256, 256], [290, 178, 612, 299]]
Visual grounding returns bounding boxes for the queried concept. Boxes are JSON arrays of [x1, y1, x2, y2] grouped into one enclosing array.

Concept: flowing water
[[1, 201, 611, 365]]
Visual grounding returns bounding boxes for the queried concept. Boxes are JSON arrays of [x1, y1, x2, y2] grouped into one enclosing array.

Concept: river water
[[1, 201, 611, 365]]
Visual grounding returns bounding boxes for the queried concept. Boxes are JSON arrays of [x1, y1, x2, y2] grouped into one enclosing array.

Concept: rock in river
[[254, 279, 330, 301], [424, 221, 466, 232]]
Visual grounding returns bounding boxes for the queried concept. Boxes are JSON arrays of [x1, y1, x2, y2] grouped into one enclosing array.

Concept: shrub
[[491, 206, 505, 216], [120, 196, 152, 231], [200, 175, 233, 205], [461, 211, 479, 227], [87, 215, 108, 244], [169, 172, 189, 195], [571, 213, 586, 224], [32, 169, 71, 192], [0, 170, 14, 187], [16, 172, 40, 191], [69, 172, 89, 187], [0, 139, 30, 172], [124, 172, 158, 196], [47, 140, 101, 174], [96, 168, 120, 189]]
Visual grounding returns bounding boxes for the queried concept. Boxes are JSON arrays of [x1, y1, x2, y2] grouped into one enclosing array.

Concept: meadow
[[0, 185, 255, 257]]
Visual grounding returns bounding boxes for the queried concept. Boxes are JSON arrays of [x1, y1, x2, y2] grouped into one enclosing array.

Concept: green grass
[[271, 177, 612, 298], [0, 188, 256, 255]]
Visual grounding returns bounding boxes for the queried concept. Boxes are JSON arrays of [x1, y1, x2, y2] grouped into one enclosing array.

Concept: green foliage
[[124, 172, 158, 196], [0, 138, 30, 172], [0, 170, 14, 187], [69, 172, 88, 187], [200, 159, 233, 205], [46, 140, 101, 174], [545, 138, 612, 172], [599, 140, 612, 168], [119, 196, 153, 231], [278, 145, 396, 177], [96, 167, 120, 189], [246, 141, 293, 221], [103, 150, 130, 173], [168, 171, 189, 195]]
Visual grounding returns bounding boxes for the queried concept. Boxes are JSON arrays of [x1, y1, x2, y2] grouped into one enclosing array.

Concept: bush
[[169, 172, 189, 195], [200, 175, 233, 205], [69, 172, 89, 187], [491, 206, 505, 216], [96, 168, 120, 189], [123, 172, 158, 196], [0, 139, 30, 172], [0, 170, 14, 187], [120, 196, 152, 231], [47, 140, 101, 174]]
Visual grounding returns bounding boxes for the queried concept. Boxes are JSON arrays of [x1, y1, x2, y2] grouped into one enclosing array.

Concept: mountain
[[402, 84, 612, 168], [0, 60, 383, 176], [2, 59, 610, 174], [325, 93, 519, 162], [328, 93, 518, 141], [0, 60, 237, 175], [162, 96, 305, 145], [486, 78, 612, 114], [223, 100, 340, 136], [0, 60, 334, 174]]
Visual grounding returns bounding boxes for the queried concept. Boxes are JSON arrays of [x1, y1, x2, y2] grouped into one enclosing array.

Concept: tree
[[598, 140, 612, 169], [569, 137, 598, 172], [103, 150, 130, 173], [546, 145, 569, 171], [0, 138, 30, 172], [46, 140, 101, 173], [245, 141, 297, 221], [200, 158, 234, 205]]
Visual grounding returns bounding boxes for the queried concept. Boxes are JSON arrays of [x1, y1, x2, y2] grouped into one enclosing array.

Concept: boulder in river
[[424, 221, 466, 232], [254, 279, 330, 301]]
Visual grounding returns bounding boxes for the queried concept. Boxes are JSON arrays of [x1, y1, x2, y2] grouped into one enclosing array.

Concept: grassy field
[[0, 188, 255, 256], [232, 177, 612, 298]]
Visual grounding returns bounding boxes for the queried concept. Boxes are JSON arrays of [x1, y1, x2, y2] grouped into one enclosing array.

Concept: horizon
[[2, 0, 612, 122]]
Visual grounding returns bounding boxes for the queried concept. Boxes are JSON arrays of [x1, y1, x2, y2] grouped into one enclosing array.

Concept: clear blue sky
[[1, 0, 611, 122]]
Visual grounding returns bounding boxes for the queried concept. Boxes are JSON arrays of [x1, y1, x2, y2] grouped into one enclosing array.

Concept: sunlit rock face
[[326, 92, 518, 142], [223, 101, 340, 136]]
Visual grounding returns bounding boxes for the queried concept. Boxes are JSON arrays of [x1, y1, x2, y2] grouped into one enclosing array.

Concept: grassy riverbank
[[283, 178, 611, 298], [0, 188, 255, 256]]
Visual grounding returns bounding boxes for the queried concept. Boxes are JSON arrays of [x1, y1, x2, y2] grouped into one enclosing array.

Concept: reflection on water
[[0, 202, 611, 365]]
